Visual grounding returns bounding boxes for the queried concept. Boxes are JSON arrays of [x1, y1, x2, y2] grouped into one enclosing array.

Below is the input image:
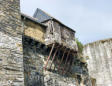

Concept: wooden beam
[[44, 43, 55, 70], [49, 46, 59, 69], [62, 50, 70, 74], [58, 48, 66, 72], [53, 49, 61, 71], [65, 58, 72, 75]]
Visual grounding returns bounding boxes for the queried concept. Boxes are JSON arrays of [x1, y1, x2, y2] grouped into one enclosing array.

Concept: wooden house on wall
[[21, 9, 79, 75], [33, 8, 78, 52]]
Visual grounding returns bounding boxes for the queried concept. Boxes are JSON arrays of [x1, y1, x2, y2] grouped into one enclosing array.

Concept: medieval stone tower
[[0, 0, 24, 85]]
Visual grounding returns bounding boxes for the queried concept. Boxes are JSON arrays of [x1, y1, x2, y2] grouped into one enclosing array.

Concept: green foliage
[[75, 38, 83, 53]]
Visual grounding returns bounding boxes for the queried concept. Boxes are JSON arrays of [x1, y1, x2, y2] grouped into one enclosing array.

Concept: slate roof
[[33, 8, 52, 22], [21, 13, 47, 28], [33, 8, 75, 32]]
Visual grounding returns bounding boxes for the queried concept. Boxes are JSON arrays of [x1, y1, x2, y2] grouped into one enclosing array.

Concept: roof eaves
[[21, 13, 47, 28], [53, 18, 76, 33], [41, 18, 75, 32]]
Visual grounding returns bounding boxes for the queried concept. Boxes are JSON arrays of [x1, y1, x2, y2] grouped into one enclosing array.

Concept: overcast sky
[[20, 0, 112, 44]]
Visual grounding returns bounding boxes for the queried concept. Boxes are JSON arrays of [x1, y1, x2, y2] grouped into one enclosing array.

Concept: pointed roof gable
[[33, 8, 53, 22]]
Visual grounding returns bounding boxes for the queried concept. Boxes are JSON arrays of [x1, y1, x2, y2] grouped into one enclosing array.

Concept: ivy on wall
[[75, 38, 83, 54]]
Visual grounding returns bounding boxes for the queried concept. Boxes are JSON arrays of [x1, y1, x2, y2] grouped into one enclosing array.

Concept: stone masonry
[[0, 0, 93, 86], [0, 0, 24, 86], [83, 38, 112, 86], [23, 36, 78, 86], [22, 35, 93, 86]]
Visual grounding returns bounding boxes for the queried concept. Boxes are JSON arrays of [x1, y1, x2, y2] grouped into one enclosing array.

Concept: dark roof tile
[[33, 8, 75, 32], [21, 13, 47, 28]]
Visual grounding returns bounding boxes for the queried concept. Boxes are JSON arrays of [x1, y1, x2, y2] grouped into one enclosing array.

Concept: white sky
[[20, 0, 112, 44]]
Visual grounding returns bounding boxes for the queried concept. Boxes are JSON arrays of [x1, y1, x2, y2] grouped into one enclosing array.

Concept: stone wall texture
[[83, 38, 112, 86], [0, 0, 93, 86], [23, 36, 78, 86], [0, 0, 24, 86], [22, 34, 94, 86]]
